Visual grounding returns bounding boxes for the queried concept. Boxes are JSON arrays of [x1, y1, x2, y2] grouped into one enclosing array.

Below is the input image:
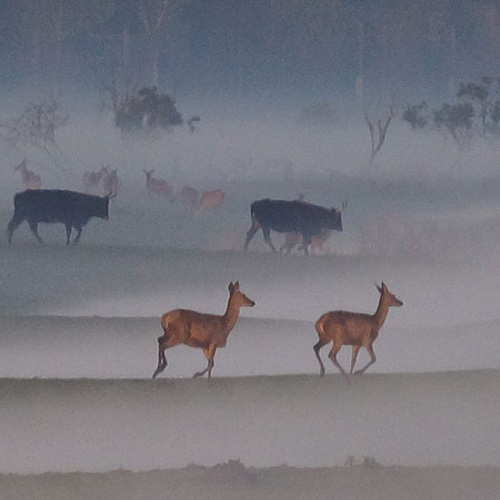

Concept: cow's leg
[[262, 226, 278, 253], [244, 220, 260, 251], [64, 224, 72, 245], [72, 225, 83, 245], [7, 215, 24, 244], [28, 221, 43, 244], [301, 233, 312, 255]]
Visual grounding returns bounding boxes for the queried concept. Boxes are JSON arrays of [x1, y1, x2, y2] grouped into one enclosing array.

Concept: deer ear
[[228, 282, 234, 292], [234, 281, 240, 290], [375, 283, 383, 293]]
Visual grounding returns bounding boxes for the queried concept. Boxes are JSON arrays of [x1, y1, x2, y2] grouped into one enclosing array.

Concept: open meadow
[[1, 114, 500, 498]]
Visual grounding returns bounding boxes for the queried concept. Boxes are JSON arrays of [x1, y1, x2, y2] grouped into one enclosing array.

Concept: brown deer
[[152, 281, 255, 379], [143, 169, 173, 198], [179, 186, 199, 213], [313, 282, 403, 377], [280, 229, 332, 254], [82, 165, 108, 194], [194, 189, 225, 217], [102, 168, 123, 197], [14, 159, 41, 189]]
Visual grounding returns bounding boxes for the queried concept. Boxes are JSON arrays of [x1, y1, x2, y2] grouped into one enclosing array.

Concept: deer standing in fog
[[152, 281, 255, 379], [102, 168, 123, 197], [194, 189, 225, 217], [143, 169, 173, 198], [179, 186, 199, 213], [15, 159, 41, 190], [314, 282, 403, 377], [82, 165, 108, 194]]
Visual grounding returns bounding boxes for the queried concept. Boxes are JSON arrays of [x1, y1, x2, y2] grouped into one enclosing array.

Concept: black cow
[[7, 189, 112, 245], [244, 198, 345, 254]]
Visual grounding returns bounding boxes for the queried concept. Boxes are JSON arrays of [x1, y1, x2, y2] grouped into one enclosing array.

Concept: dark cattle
[[7, 189, 112, 245], [244, 198, 345, 254]]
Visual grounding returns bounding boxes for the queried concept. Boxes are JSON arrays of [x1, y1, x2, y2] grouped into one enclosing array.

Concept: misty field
[[1, 114, 500, 498]]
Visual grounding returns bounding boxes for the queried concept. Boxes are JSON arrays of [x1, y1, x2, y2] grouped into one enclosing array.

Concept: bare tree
[[0, 99, 69, 169], [364, 104, 395, 163], [139, 0, 170, 88]]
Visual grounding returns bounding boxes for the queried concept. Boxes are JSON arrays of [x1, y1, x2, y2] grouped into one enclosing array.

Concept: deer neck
[[222, 295, 241, 332], [373, 295, 390, 329]]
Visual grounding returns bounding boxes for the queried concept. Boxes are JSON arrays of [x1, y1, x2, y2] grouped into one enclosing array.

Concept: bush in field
[[433, 102, 474, 147], [106, 86, 186, 137], [403, 76, 500, 146], [402, 101, 428, 130]]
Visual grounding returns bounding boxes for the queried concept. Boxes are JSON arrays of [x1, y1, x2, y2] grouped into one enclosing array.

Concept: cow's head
[[98, 192, 116, 219], [327, 201, 346, 232]]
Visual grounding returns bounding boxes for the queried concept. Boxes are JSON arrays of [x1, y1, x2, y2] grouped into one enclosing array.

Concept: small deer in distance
[[194, 189, 225, 217], [82, 165, 108, 194], [179, 186, 199, 213], [102, 168, 123, 197], [15, 159, 41, 190], [314, 282, 403, 378], [280, 229, 332, 254], [143, 169, 173, 198], [152, 281, 255, 379]]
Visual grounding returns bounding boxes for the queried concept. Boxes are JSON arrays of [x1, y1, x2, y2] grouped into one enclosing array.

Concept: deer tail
[[159, 313, 172, 339], [314, 317, 325, 338]]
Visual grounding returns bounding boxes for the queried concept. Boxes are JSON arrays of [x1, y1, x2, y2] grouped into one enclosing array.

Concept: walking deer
[[314, 282, 403, 377], [152, 282, 255, 379], [194, 189, 225, 217], [143, 169, 173, 197], [15, 159, 41, 190], [82, 165, 108, 194]]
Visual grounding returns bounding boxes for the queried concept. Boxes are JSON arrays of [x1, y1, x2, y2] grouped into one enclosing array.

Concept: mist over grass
[[1, 92, 500, 484]]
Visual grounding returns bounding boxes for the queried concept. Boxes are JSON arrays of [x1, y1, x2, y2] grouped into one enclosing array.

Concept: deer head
[[229, 281, 255, 308], [375, 282, 403, 307]]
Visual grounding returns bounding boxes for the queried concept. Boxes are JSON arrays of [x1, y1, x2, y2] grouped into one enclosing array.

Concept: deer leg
[[152, 337, 168, 379], [244, 221, 260, 251], [313, 339, 328, 376], [207, 346, 217, 379], [262, 226, 278, 253], [28, 221, 43, 244], [354, 343, 376, 375], [152, 334, 181, 379], [350, 345, 361, 374], [328, 343, 348, 377], [193, 344, 216, 378]]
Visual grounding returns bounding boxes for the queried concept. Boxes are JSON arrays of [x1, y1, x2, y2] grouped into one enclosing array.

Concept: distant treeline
[[1, 0, 500, 100]]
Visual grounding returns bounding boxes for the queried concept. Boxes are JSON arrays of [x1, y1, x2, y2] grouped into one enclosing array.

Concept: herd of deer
[[152, 281, 403, 381], [14, 160, 225, 216], [143, 168, 225, 216], [13, 159, 403, 381]]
